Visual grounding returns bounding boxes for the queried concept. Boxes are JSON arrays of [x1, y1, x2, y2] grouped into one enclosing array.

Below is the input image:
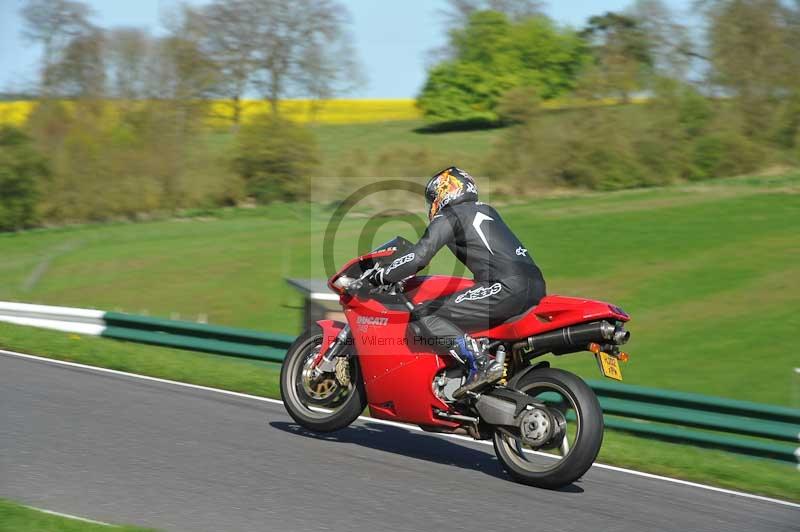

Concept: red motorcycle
[[280, 237, 631, 488]]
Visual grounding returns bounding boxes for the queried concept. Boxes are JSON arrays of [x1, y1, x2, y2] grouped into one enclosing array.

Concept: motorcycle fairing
[[339, 300, 458, 429], [320, 271, 628, 429], [475, 294, 630, 340]]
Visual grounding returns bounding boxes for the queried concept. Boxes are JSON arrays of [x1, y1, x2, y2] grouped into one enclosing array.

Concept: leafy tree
[[705, 0, 797, 137], [418, 61, 518, 122], [579, 12, 653, 101], [495, 86, 540, 124], [439, 0, 543, 25], [232, 115, 320, 203], [419, 11, 587, 122], [0, 127, 48, 231]]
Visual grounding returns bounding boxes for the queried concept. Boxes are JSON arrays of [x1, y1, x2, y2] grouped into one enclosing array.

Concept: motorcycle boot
[[453, 335, 503, 399]]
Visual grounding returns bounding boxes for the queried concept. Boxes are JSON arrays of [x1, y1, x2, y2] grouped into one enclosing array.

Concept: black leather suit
[[382, 200, 546, 343]]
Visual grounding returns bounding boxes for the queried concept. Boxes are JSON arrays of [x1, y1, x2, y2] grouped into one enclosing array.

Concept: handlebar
[[342, 265, 415, 311]]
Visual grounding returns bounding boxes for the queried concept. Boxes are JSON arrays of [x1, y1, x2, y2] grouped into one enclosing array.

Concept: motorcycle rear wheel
[[280, 325, 367, 432], [493, 367, 603, 489]]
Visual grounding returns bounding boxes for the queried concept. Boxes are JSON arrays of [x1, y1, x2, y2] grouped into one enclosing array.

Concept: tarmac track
[[1, 351, 797, 532]]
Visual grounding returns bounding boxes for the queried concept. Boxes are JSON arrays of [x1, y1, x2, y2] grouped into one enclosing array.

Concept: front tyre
[[493, 367, 603, 489], [280, 325, 367, 432]]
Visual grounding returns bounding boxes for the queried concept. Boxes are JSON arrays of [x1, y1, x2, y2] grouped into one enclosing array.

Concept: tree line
[[1, 0, 799, 231], [1, 0, 358, 230], [412, 0, 800, 190]]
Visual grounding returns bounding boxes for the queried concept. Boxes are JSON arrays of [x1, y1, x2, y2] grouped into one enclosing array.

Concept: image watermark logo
[[309, 174, 503, 340]]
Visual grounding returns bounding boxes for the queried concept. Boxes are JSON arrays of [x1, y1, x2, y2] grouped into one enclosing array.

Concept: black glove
[[367, 267, 386, 287]]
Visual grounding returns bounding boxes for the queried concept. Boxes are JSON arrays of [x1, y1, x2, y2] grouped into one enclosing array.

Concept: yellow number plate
[[596, 351, 623, 381]]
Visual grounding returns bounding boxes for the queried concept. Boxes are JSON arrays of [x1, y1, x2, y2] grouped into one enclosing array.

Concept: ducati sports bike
[[280, 237, 631, 488]]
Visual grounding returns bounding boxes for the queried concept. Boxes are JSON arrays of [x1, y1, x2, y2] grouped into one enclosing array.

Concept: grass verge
[[1, 174, 799, 406], [1, 322, 797, 503], [0, 498, 154, 531]]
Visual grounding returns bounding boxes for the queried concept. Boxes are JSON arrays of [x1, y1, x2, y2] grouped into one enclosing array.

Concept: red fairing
[[328, 248, 397, 292], [324, 270, 628, 429], [341, 301, 457, 429], [475, 295, 630, 340]]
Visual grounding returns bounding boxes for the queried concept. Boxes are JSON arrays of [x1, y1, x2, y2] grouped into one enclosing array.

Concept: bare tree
[[20, 0, 95, 94], [198, 0, 262, 127], [192, 0, 361, 120], [44, 27, 106, 101], [242, 0, 362, 115], [628, 0, 698, 81], [156, 6, 219, 103], [106, 27, 152, 100]]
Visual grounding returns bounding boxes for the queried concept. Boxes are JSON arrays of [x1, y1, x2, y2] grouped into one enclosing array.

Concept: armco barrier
[[1, 301, 798, 464], [103, 312, 294, 363]]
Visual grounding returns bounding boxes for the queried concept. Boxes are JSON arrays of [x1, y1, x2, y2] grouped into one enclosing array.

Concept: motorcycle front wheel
[[280, 325, 367, 432], [493, 367, 603, 489]]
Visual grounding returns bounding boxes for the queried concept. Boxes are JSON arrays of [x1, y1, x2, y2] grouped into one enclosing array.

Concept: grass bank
[[1, 173, 798, 404], [0, 498, 153, 531]]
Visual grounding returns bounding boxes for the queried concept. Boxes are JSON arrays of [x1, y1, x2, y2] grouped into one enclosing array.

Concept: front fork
[[311, 324, 351, 376]]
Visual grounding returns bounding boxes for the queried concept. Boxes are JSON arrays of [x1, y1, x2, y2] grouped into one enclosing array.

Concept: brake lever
[[347, 278, 364, 293], [345, 265, 376, 295]]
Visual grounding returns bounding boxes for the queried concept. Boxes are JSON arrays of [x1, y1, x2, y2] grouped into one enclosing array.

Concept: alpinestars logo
[[516, 246, 528, 256], [357, 316, 389, 326], [385, 252, 415, 273], [455, 282, 502, 303]]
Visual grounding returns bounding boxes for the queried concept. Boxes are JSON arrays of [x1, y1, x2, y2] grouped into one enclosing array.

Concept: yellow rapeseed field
[[207, 99, 421, 125], [0, 97, 644, 128], [0, 101, 36, 127], [0, 99, 422, 127]]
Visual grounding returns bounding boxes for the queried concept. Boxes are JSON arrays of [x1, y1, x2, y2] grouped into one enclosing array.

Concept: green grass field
[[0, 498, 153, 531], [1, 172, 799, 502], [2, 172, 798, 404], [206, 119, 504, 176], [311, 120, 503, 172]]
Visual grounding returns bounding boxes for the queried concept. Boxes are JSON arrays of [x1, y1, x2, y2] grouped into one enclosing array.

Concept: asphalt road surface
[[1, 352, 798, 532]]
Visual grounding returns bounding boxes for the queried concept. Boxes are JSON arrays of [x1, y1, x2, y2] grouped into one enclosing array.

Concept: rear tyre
[[493, 367, 603, 489], [280, 325, 367, 432]]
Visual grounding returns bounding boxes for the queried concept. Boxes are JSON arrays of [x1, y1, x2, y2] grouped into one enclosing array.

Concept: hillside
[[1, 172, 798, 406]]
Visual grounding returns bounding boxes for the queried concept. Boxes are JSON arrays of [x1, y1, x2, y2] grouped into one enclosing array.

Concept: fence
[[1, 301, 798, 465]]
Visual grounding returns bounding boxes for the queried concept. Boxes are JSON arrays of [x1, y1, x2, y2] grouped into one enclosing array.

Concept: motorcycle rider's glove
[[367, 266, 386, 287]]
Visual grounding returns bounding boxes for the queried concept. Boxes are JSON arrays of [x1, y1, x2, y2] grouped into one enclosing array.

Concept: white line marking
[[22, 504, 113, 526], [2, 349, 799, 510]]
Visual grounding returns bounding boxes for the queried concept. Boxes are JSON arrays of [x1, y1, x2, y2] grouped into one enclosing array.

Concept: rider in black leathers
[[370, 167, 546, 397]]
